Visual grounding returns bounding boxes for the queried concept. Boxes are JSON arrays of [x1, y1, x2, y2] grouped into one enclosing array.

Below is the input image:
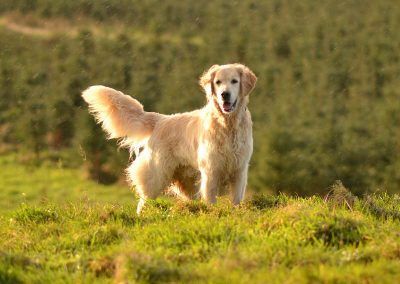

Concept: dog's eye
[[215, 80, 221, 85], [231, 79, 238, 84]]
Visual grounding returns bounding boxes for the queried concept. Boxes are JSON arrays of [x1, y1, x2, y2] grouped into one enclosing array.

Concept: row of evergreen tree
[[1, 0, 400, 194]]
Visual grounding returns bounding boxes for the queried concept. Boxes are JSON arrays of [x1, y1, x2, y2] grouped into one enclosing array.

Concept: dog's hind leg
[[127, 148, 174, 214], [136, 197, 146, 214]]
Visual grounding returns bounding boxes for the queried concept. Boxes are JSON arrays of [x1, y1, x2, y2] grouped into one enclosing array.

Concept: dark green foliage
[[0, 267, 22, 284], [310, 216, 364, 247], [133, 257, 182, 284], [0, 0, 400, 194], [246, 193, 289, 210]]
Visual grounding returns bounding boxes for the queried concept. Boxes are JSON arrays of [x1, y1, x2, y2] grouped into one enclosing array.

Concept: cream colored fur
[[82, 63, 257, 214]]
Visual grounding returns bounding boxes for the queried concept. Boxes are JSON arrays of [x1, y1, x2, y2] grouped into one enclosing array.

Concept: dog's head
[[199, 63, 257, 114]]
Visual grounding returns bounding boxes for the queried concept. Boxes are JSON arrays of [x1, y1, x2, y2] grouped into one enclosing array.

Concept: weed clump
[[99, 208, 137, 226], [136, 262, 181, 283], [14, 206, 58, 224], [0, 253, 42, 269], [324, 180, 356, 210], [148, 199, 173, 212], [0, 253, 41, 283], [83, 227, 123, 248], [246, 193, 289, 210], [173, 201, 209, 215], [88, 256, 116, 278], [118, 212, 137, 226], [116, 253, 182, 283], [310, 216, 365, 247]]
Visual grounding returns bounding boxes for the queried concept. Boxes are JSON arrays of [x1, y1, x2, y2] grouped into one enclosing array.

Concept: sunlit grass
[[0, 155, 400, 283], [0, 153, 133, 212]]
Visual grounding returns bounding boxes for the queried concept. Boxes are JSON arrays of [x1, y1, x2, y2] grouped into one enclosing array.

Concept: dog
[[82, 63, 257, 214]]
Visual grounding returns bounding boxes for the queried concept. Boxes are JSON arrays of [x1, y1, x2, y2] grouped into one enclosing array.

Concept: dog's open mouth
[[222, 100, 237, 113]]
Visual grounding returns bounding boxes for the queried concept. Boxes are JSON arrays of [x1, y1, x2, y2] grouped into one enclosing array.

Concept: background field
[[1, 0, 400, 195], [1, 1, 400, 283]]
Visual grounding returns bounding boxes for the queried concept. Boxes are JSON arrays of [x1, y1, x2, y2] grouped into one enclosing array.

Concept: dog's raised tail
[[82, 85, 163, 154]]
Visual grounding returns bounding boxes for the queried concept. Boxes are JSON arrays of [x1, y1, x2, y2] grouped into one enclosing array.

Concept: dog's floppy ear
[[199, 64, 220, 97], [236, 64, 257, 96]]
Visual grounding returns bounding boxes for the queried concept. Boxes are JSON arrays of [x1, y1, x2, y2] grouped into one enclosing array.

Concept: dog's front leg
[[231, 165, 249, 205], [199, 169, 218, 203]]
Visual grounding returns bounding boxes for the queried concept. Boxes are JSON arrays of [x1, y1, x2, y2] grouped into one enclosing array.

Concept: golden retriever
[[82, 63, 257, 213]]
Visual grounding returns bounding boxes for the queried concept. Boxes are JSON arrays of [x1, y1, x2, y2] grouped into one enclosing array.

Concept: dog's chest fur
[[198, 108, 252, 177]]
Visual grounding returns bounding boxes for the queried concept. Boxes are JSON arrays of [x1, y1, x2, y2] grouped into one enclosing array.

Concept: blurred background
[[0, 0, 399, 206]]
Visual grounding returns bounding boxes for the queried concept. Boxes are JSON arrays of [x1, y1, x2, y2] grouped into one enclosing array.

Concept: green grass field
[[1, 155, 400, 283]]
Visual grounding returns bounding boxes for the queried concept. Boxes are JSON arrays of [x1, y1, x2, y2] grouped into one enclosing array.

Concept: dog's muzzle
[[222, 99, 237, 113]]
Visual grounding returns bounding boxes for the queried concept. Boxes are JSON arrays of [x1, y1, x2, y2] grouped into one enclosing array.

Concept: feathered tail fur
[[82, 85, 163, 155]]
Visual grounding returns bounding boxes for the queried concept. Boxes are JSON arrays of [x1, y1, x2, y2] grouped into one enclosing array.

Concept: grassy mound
[[1, 155, 399, 283], [1, 194, 399, 283]]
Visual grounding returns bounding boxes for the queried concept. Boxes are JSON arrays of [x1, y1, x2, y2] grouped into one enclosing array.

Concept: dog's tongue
[[223, 102, 232, 111]]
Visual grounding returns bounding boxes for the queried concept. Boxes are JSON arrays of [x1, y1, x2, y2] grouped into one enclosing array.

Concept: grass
[[1, 154, 400, 283], [0, 153, 133, 212]]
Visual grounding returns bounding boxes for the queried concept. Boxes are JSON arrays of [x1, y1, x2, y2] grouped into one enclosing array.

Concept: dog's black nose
[[221, 91, 231, 101]]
